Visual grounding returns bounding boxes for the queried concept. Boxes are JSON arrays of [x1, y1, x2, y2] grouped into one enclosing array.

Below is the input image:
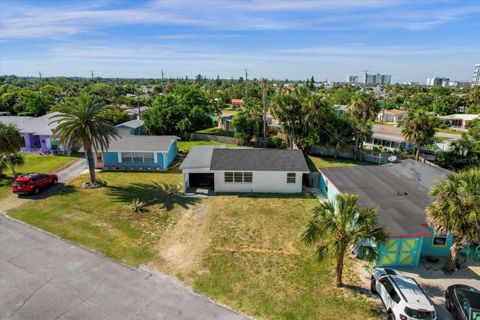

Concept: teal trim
[[163, 140, 177, 170], [420, 227, 453, 257], [319, 173, 341, 203]]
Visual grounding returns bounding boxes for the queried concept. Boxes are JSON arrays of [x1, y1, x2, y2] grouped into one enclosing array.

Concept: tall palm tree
[[50, 92, 119, 183], [302, 193, 388, 287], [0, 122, 24, 177], [348, 93, 379, 159], [401, 110, 436, 161], [427, 168, 480, 273]]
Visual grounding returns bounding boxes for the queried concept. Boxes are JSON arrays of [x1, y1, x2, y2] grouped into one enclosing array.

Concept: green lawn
[[9, 171, 380, 319], [0, 153, 80, 199], [436, 127, 461, 134], [307, 155, 371, 171], [196, 127, 235, 137], [178, 140, 236, 153], [8, 171, 192, 266]]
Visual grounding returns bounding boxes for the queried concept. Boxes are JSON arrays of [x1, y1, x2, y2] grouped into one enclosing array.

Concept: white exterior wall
[[214, 171, 303, 193]]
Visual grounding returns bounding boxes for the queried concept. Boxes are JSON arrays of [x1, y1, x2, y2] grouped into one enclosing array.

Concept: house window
[[234, 172, 243, 183], [432, 231, 448, 247], [225, 172, 253, 183], [143, 152, 154, 163], [121, 152, 133, 163], [287, 173, 296, 183], [224, 172, 234, 183], [121, 152, 154, 163]]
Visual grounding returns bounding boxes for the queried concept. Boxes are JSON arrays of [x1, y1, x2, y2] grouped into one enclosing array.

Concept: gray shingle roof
[[116, 119, 144, 129], [210, 149, 309, 172], [321, 160, 449, 236], [106, 136, 178, 152], [179, 145, 217, 170]]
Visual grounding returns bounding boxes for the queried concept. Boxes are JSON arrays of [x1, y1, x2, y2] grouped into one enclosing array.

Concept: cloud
[[2, 0, 478, 39]]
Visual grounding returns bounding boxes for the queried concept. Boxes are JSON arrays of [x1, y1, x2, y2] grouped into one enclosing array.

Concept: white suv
[[371, 268, 436, 320]]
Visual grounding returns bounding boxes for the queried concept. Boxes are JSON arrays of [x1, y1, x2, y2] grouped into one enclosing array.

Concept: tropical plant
[[427, 168, 480, 273], [50, 92, 119, 183], [0, 122, 24, 177], [401, 110, 436, 161], [301, 193, 388, 287], [128, 198, 146, 213], [0, 153, 24, 176]]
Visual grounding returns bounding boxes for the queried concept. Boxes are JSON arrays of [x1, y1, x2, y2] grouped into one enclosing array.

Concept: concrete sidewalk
[[0, 215, 249, 320]]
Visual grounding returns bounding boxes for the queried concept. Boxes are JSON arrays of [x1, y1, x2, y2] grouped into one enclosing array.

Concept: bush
[[128, 198, 146, 213], [269, 136, 286, 149], [81, 178, 107, 189]]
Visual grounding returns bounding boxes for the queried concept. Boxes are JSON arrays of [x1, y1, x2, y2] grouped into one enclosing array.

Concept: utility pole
[[244, 69, 248, 98], [161, 69, 165, 93], [262, 78, 268, 145]]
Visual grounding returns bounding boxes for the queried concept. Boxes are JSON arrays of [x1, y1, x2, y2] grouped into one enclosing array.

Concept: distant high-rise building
[[426, 77, 449, 87], [473, 64, 480, 86], [364, 73, 391, 85], [347, 75, 359, 83]]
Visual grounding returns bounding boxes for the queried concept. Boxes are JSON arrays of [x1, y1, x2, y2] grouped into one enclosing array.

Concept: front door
[[95, 153, 104, 169]]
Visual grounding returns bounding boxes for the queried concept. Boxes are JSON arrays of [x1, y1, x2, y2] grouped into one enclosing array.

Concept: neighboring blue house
[[116, 119, 144, 136], [319, 160, 453, 267], [93, 135, 179, 171]]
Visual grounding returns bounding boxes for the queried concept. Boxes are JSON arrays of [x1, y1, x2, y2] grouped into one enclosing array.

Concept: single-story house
[[116, 119, 144, 136], [218, 114, 234, 131], [231, 99, 244, 109], [0, 112, 64, 153], [93, 135, 178, 171], [319, 160, 452, 267], [364, 133, 413, 152], [180, 146, 309, 193], [440, 114, 479, 131], [378, 109, 408, 124]]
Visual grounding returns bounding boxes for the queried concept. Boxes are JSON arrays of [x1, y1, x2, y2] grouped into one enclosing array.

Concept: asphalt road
[[0, 214, 248, 320]]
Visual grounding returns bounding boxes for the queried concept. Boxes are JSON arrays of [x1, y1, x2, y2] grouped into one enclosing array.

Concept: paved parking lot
[[0, 214, 248, 320]]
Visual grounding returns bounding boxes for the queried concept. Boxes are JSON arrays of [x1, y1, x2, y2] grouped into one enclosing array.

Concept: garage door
[[378, 238, 422, 267], [189, 173, 214, 189]]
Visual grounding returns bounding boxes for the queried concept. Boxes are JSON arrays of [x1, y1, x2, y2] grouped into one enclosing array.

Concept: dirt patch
[[152, 199, 211, 278], [214, 246, 299, 255]]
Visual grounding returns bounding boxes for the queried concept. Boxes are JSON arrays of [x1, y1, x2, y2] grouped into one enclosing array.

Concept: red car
[[11, 173, 59, 195]]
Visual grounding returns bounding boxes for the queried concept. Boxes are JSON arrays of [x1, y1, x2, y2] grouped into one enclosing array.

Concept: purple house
[[0, 112, 64, 153]]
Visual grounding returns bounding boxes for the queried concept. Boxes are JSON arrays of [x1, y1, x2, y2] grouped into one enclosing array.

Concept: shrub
[[128, 198, 146, 213]]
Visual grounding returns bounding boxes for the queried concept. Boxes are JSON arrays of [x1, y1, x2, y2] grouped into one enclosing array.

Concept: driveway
[[0, 214, 248, 320]]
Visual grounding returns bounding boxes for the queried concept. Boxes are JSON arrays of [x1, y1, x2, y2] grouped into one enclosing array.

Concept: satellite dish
[[388, 155, 397, 162]]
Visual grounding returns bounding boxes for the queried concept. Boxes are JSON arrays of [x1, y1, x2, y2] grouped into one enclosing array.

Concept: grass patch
[[307, 155, 371, 171], [178, 140, 236, 153], [433, 136, 449, 143], [187, 195, 379, 319], [8, 171, 199, 266], [196, 127, 235, 137], [436, 127, 461, 134], [0, 153, 80, 198]]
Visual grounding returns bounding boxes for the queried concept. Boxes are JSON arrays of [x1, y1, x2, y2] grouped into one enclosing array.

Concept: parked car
[[11, 173, 58, 195], [445, 284, 480, 320], [371, 268, 436, 320]]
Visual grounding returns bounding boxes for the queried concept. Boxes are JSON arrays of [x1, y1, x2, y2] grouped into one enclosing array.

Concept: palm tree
[[348, 93, 379, 159], [50, 92, 119, 183], [0, 122, 24, 177], [427, 168, 480, 273], [401, 110, 436, 161], [302, 193, 388, 287]]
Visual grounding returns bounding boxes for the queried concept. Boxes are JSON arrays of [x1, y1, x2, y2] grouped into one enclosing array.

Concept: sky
[[0, 0, 479, 83]]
